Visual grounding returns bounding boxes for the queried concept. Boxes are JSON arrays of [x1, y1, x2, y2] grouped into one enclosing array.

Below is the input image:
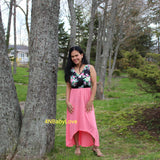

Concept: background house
[[8, 45, 29, 66]]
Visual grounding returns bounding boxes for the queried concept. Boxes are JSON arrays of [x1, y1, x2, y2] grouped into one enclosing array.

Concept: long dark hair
[[64, 46, 88, 83]]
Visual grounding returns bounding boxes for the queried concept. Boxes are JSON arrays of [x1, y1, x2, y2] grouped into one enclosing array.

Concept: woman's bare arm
[[66, 82, 73, 113], [86, 65, 97, 112]]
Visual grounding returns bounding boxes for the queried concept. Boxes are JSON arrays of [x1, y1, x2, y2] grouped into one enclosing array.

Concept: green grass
[[12, 67, 29, 84], [13, 67, 160, 160], [15, 84, 28, 102], [12, 67, 29, 101]]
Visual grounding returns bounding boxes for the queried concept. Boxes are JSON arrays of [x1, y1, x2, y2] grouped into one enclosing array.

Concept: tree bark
[[95, 14, 102, 76], [0, 8, 22, 160], [86, 0, 97, 63], [96, 0, 118, 100], [108, 46, 113, 87], [15, 0, 60, 159], [68, 0, 76, 48], [95, 0, 109, 76]]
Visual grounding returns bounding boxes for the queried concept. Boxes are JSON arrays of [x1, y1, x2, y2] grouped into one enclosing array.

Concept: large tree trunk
[[15, 0, 60, 159], [0, 9, 22, 160], [86, 0, 97, 63], [68, 0, 76, 48], [96, 0, 118, 100]]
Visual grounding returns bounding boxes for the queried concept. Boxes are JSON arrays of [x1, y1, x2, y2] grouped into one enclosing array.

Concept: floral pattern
[[70, 65, 91, 88]]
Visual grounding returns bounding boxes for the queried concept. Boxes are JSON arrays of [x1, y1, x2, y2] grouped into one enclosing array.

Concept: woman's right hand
[[66, 101, 73, 114]]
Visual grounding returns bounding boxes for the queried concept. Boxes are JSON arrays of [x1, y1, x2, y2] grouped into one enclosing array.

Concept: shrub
[[146, 53, 160, 66], [118, 49, 145, 70], [128, 63, 160, 93], [113, 69, 120, 77]]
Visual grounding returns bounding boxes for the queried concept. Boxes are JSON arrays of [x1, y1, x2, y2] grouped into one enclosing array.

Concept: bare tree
[[5, 0, 14, 51], [68, 0, 76, 48], [16, 0, 30, 36], [0, 8, 21, 159], [95, 13, 103, 76], [13, 0, 17, 74], [96, 0, 118, 99], [85, 0, 97, 62], [107, 0, 150, 86], [95, 0, 109, 76]]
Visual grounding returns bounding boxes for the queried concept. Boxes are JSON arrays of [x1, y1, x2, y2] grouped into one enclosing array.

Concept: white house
[[9, 45, 29, 65]]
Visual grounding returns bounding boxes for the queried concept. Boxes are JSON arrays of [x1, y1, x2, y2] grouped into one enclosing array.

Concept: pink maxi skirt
[[66, 88, 99, 147]]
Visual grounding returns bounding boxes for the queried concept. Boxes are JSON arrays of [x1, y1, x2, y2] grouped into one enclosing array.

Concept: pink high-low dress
[[66, 65, 99, 147]]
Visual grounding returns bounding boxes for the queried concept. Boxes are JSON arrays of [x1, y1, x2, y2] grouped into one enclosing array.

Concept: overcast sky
[[1, 0, 30, 45], [1, 0, 71, 46], [0, 0, 93, 46]]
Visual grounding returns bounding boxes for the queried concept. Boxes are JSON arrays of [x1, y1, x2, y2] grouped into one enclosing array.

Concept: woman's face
[[71, 50, 83, 65]]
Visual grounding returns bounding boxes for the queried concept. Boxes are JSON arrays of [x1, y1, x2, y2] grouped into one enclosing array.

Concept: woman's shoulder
[[87, 64, 95, 70], [84, 64, 96, 74]]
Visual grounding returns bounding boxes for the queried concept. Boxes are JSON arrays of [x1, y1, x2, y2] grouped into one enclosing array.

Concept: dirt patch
[[128, 106, 160, 141]]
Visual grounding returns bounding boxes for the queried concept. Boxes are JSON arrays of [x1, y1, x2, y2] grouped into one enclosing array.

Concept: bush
[[128, 63, 160, 93], [146, 53, 160, 66], [113, 69, 120, 77], [118, 49, 145, 70]]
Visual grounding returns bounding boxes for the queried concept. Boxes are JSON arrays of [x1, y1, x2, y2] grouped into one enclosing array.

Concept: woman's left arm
[[86, 65, 97, 112]]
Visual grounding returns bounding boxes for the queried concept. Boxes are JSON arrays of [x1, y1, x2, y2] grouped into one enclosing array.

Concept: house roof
[[9, 45, 28, 50], [9, 45, 28, 54]]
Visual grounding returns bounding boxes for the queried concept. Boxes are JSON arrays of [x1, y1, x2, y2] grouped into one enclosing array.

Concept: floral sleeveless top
[[70, 65, 91, 88]]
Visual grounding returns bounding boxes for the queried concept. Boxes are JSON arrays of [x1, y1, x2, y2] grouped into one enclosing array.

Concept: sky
[[1, 0, 30, 45], [0, 0, 71, 46], [0, 0, 93, 46]]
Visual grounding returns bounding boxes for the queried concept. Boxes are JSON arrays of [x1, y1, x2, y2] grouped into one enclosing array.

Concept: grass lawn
[[13, 67, 160, 160]]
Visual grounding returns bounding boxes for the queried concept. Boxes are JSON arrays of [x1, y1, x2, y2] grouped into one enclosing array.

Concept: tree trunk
[[95, 0, 108, 77], [108, 41, 121, 87], [13, 0, 17, 74], [26, 0, 30, 36], [15, 0, 60, 159], [0, 9, 22, 160], [62, 48, 69, 70], [68, 0, 76, 48], [95, 15, 102, 76], [6, 0, 14, 52], [86, 0, 97, 63], [108, 47, 113, 88], [158, 35, 160, 54], [96, 0, 118, 100]]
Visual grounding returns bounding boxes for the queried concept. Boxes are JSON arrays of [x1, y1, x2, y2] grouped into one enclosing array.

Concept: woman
[[65, 46, 103, 157]]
